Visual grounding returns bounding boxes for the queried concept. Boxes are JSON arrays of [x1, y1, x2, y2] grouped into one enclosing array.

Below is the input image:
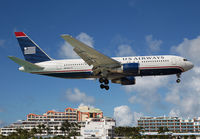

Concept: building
[[0, 120, 64, 136], [27, 107, 77, 123], [77, 106, 103, 122], [138, 116, 200, 133], [78, 117, 116, 139], [0, 106, 103, 136]]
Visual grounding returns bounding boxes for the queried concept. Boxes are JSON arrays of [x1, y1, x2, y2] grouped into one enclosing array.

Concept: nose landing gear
[[99, 78, 109, 90], [176, 73, 181, 83]]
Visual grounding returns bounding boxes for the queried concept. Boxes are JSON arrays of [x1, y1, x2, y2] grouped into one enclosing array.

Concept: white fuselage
[[20, 55, 193, 80]]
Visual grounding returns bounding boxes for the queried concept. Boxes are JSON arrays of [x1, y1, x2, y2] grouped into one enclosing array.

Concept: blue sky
[[1, 0, 200, 127]]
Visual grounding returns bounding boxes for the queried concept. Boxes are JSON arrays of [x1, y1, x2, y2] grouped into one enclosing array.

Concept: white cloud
[[59, 32, 94, 59], [169, 109, 181, 117], [111, 34, 133, 45], [114, 105, 134, 126], [125, 76, 169, 93], [76, 32, 94, 48], [193, 66, 200, 75], [133, 112, 144, 126], [112, 35, 135, 57], [59, 42, 79, 59], [128, 95, 137, 104], [145, 35, 162, 52], [166, 76, 200, 117], [124, 76, 169, 111], [172, 36, 200, 64], [113, 105, 143, 126], [116, 44, 136, 57], [65, 88, 95, 105], [78, 103, 94, 109], [165, 85, 181, 103], [166, 35, 200, 118]]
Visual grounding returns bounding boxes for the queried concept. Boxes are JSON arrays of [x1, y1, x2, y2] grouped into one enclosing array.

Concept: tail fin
[[14, 32, 52, 63]]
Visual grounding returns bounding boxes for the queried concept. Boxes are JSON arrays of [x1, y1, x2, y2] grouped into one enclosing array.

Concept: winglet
[[14, 32, 27, 38]]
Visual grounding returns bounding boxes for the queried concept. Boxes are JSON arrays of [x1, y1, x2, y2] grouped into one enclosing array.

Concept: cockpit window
[[183, 59, 188, 61]]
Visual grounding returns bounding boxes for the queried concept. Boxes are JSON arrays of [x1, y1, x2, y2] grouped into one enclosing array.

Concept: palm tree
[[37, 124, 43, 136], [69, 122, 80, 137], [61, 120, 70, 136], [54, 126, 58, 135], [59, 120, 80, 138], [46, 126, 50, 136], [115, 126, 141, 138], [60, 126, 66, 136], [158, 127, 169, 134], [30, 127, 38, 137], [41, 124, 46, 135], [15, 128, 31, 138]]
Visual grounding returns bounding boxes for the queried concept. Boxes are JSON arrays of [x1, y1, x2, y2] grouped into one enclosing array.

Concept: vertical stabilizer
[[15, 32, 52, 63]]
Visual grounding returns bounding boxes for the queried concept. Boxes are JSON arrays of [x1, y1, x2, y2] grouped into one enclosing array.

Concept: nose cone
[[185, 61, 194, 71]]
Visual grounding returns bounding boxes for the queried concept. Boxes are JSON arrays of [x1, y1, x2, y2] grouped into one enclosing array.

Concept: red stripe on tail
[[14, 32, 26, 37]]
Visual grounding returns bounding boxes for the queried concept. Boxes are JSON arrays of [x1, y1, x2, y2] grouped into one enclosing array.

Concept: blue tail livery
[[15, 32, 52, 63]]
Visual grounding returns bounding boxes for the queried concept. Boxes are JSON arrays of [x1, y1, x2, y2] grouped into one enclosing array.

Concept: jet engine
[[122, 63, 139, 74], [111, 76, 136, 85], [109, 63, 139, 75]]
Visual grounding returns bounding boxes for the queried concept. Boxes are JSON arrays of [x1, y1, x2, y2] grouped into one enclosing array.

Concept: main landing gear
[[176, 73, 181, 83], [99, 78, 109, 90]]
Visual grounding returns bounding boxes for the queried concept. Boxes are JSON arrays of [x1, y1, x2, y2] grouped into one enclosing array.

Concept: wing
[[61, 35, 121, 75]]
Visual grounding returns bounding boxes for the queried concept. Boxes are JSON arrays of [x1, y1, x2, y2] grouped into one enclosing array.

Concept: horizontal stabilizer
[[8, 56, 44, 71]]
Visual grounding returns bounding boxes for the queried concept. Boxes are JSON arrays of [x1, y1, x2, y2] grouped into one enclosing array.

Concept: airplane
[[9, 32, 194, 90]]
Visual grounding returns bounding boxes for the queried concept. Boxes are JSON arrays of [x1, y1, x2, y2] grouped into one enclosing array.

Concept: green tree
[[37, 124, 43, 136], [54, 125, 58, 135], [60, 120, 80, 138], [158, 127, 169, 134], [115, 126, 141, 138], [46, 126, 50, 136], [41, 124, 46, 135], [30, 127, 38, 137], [60, 120, 70, 136], [14, 128, 31, 139]]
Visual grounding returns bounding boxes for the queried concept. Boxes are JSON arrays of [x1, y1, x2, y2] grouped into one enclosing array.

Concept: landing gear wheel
[[176, 79, 181, 83], [105, 86, 109, 90], [100, 84, 104, 89], [104, 79, 109, 84], [99, 78, 104, 83], [99, 78, 110, 90]]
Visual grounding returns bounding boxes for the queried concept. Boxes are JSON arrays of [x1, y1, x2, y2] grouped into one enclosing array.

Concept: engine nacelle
[[109, 63, 139, 74], [122, 63, 139, 74], [111, 76, 136, 85]]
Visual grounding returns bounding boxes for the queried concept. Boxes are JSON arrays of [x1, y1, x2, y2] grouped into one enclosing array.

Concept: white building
[[0, 106, 103, 136], [0, 120, 64, 136], [138, 116, 200, 133], [78, 117, 116, 139]]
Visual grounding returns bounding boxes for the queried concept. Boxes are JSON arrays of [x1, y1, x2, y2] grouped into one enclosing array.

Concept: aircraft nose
[[186, 61, 194, 71], [189, 62, 194, 69]]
